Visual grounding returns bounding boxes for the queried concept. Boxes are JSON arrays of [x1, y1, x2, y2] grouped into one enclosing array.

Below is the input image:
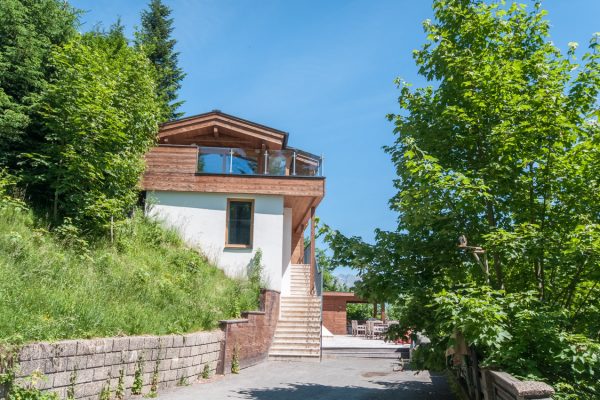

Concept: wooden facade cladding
[[141, 145, 325, 234], [142, 145, 324, 197]]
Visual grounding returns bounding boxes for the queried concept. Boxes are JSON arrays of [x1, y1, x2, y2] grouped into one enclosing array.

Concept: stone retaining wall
[[1, 290, 281, 400], [11, 330, 224, 400]]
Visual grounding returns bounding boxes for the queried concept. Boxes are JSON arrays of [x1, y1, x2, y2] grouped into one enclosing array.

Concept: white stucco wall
[[281, 208, 292, 296], [147, 191, 285, 291]]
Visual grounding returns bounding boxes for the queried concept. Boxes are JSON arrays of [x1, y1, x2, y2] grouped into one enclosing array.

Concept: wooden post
[[373, 303, 377, 318], [310, 207, 316, 295], [381, 303, 386, 322]]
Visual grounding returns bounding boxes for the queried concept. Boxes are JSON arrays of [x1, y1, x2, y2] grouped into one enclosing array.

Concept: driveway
[[157, 358, 455, 400]]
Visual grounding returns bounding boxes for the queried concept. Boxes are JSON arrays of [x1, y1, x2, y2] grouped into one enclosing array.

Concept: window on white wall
[[226, 199, 254, 248]]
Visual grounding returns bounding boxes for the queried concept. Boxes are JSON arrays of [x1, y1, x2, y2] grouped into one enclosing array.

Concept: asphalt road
[[156, 357, 455, 400]]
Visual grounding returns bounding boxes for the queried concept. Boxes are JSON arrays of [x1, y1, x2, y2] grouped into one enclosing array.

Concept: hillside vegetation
[[0, 195, 260, 344]]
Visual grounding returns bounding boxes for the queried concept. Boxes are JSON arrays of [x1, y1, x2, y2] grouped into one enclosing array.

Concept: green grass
[[0, 204, 260, 344]]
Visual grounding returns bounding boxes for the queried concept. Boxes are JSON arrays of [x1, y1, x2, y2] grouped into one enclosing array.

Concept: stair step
[[272, 339, 320, 346], [274, 332, 320, 339], [275, 325, 321, 331], [270, 344, 320, 352]]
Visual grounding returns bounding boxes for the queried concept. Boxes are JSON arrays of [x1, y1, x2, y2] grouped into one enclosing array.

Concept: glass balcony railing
[[197, 146, 322, 177]]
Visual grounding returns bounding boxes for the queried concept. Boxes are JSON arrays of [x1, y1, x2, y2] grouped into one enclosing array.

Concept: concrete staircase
[[269, 264, 321, 361]]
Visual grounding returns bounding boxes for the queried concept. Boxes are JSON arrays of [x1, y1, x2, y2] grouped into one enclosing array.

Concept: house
[[141, 110, 325, 360]]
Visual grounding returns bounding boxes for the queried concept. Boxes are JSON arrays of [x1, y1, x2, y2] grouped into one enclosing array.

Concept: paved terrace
[[156, 358, 455, 400]]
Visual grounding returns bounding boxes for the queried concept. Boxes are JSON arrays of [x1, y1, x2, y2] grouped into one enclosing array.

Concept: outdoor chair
[[365, 320, 375, 339], [351, 320, 366, 336]]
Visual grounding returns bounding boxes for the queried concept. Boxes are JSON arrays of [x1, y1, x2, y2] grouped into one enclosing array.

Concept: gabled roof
[[159, 110, 289, 149]]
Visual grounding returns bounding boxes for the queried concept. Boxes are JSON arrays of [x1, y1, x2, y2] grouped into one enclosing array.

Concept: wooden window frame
[[225, 198, 255, 249]]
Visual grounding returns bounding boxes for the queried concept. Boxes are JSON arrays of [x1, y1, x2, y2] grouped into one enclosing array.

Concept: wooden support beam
[[295, 196, 319, 233], [310, 206, 316, 295]]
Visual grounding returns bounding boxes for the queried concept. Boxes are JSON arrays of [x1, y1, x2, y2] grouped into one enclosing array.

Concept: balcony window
[[197, 146, 322, 177], [226, 199, 254, 248]]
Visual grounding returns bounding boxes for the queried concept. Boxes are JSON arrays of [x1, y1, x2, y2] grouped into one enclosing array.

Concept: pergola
[[322, 291, 387, 335]]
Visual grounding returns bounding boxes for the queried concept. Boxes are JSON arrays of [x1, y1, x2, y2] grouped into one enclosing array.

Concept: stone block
[[172, 336, 184, 347], [66, 355, 88, 371], [125, 350, 139, 363], [191, 355, 202, 366], [44, 357, 67, 374], [53, 371, 74, 387], [93, 366, 112, 381], [91, 339, 112, 354], [73, 383, 87, 399], [83, 380, 105, 396], [128, 337, 145, 351], [76, 341, 93, 356], [35, 375, 55, 390], [143, 360, 157, 374], [179, 347, 191, 358], [18, 359, 44, 376], [124, 375, 134, 389], [143, 337, 159, 350], [110, 365, 123, 378], [105, 351, 123, 366], [165, 347, 179, 359], [126, 362, 136, 375], [151, 348, 164, 360], [182, 357, 193, 368], [190, 346, 201, 357], [49, 386, 67, 399], [158, 358, 170, 371], [87, 353, 105, 368], [162, 369, 177, 382], [112, 338, 129, 352], [183, 334, 198, 347], [161, 336, 174, 349], [55, 340, 78, 357], [143, 372, 153, 386], [75, 368, 94, 384], [19, 343, 51, 361], [170, 358, 180, 370]]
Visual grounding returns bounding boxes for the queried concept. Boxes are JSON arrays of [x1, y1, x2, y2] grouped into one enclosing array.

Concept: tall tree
[[324, 1, 600, 396], [136, 0, 185, 121], [0, 0, 78, 167], [28, 31, 161, 232]]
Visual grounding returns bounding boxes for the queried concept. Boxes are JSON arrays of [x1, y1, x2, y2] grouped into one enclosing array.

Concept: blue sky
[[70, 0, 600, 268]]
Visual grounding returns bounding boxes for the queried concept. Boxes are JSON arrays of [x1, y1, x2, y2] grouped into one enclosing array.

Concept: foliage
[[423, 287, 600, 399], [0, 355, 58, 400], [136, 0, 186, 120], [201, 364, 210, 379], [231, 344, 240, 374], [0, 0, 77, 167], [115, 369, 125, 400], [0, 203, 260, 344], [131, 356, 143, 395], [346, 303, 371, 321], [323, 1, 600, 397], [99, 378, 110, 400], [24, 30, 160, 233]]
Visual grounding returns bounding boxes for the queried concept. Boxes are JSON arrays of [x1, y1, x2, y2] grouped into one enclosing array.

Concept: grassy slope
[[0, 205, 259, 344]]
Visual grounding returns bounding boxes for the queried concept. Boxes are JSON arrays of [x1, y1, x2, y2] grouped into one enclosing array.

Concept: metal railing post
[[292, 151, 296, 176], [228, 148, 233, 173], [263, 150, 268, 174]]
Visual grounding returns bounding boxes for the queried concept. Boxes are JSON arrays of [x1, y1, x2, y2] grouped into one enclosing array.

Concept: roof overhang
[[159, 110, 289, 149]]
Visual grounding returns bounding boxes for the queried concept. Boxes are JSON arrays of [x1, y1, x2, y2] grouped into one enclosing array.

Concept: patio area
[[322, 334, 410, 360], [323, 334, 409, 349]]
